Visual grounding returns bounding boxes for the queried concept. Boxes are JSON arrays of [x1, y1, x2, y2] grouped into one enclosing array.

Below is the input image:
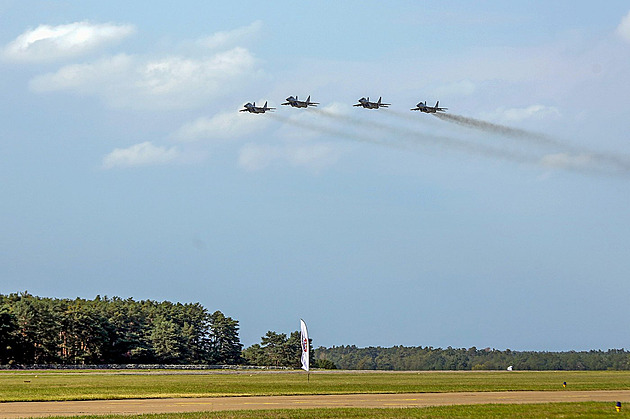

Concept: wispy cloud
[[238, 142, 340, 171], [432, 79, 476, 98], [29, 48, 257, 109], [102, 141, 180, 169], [539, 153, 592, 170], [616, 11, 630, 43], [482, 105, 561, 123], [197, 21, 263, 50], [3, 21, 134, 62], [173, 110, 269, 142]]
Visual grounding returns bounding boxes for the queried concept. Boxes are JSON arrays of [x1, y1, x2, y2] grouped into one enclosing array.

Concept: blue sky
[[2, 1, 630, 351]]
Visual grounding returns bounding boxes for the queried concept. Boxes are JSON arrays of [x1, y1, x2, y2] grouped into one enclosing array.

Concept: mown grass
[[38, 402, 630, 418], [1, 370, 630, 402]]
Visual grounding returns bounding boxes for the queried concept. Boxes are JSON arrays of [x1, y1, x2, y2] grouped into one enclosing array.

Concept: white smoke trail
[[434, 113, 630, 173], [384, 109, 443, 126], [268, 113, 413, 153]]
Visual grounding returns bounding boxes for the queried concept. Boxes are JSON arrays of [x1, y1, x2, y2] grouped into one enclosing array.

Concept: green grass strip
[[37, 402, 630, 419], [2, 370, 630, 402]]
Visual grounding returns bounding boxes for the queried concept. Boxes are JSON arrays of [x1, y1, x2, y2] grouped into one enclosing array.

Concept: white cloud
[[616, 11, 630, 43], [29, 47, 257, 109], [3, 21, 134, 62], [174, 110, 269, 142], [432, 80, 476, 98], [238, 143, 278, 171], [198, 21, 263, 50], [238, 142, 340, 171], [539, 153, 592, 170], [102, 141, 180, 169], [176, 102, 343, 171], [286, 142, 339, 168], [409, 37, 608, 99], [322, 102, 352, 116], [30, 53, 132, 91], [483, 105, 561, 123]]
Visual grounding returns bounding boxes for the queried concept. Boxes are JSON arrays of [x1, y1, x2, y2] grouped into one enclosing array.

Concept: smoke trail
[[313, 108, 538, 165], [435, 113, 550, 140], [384, 108, 444, 126], [268, 113, 413, 153], [318, 109, 630, 177], [435, 113, 630, 172], [269, 110, 628, 177]]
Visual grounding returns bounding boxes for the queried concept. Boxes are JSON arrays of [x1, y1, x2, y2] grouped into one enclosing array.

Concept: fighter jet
[[239, 101, 275, 113], [353, 97, 390, 109], [410, 101, 447, 113], [281, 95, 319, 108]]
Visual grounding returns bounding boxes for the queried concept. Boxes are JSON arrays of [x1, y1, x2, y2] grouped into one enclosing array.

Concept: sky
[[1, 1, 630, 351]]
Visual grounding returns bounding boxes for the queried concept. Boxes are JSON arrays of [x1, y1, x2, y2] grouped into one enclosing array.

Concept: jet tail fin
[[435, 101, 439, 108]]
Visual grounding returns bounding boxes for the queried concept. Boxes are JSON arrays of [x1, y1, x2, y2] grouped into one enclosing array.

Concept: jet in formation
[[239, 97, 447, 113], [353, 97, 390, 109], [282, 95, 319, 108], [410, 101, 447, 113], [239, 101, 275, 113]]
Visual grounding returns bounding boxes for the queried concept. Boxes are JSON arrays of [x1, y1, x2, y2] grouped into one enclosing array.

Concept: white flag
[[300, 318, 309, 372]]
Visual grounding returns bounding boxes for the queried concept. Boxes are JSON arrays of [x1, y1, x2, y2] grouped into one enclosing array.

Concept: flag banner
[[300, 318, 309, 372]]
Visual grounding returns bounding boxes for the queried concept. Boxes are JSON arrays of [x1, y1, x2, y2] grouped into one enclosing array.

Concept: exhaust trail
[[435, 113, 550, 140], [434, 113, 630, 172], [313, 108, 540, 166], [270, 110, 628, 177], [315, 109, 630, 177], [268, 113, 413, 153], [272, 111, 518, 162], [384, 109, 443, 126]]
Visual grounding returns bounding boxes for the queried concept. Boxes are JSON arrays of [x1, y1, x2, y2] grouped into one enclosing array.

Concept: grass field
[[2, 370, 630, 402], [38, 402, 630, 418]]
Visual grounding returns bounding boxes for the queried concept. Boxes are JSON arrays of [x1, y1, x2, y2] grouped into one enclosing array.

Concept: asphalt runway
[[2, 391, 630, 418]]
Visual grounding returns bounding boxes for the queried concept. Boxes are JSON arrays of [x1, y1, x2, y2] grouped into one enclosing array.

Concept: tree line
[[0, 293, 242, 365], [2, 293, 630, 370], [313, 345, 630, 371]]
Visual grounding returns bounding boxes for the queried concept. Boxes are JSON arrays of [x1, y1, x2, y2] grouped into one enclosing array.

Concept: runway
[[2, 390, 630, 418]]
